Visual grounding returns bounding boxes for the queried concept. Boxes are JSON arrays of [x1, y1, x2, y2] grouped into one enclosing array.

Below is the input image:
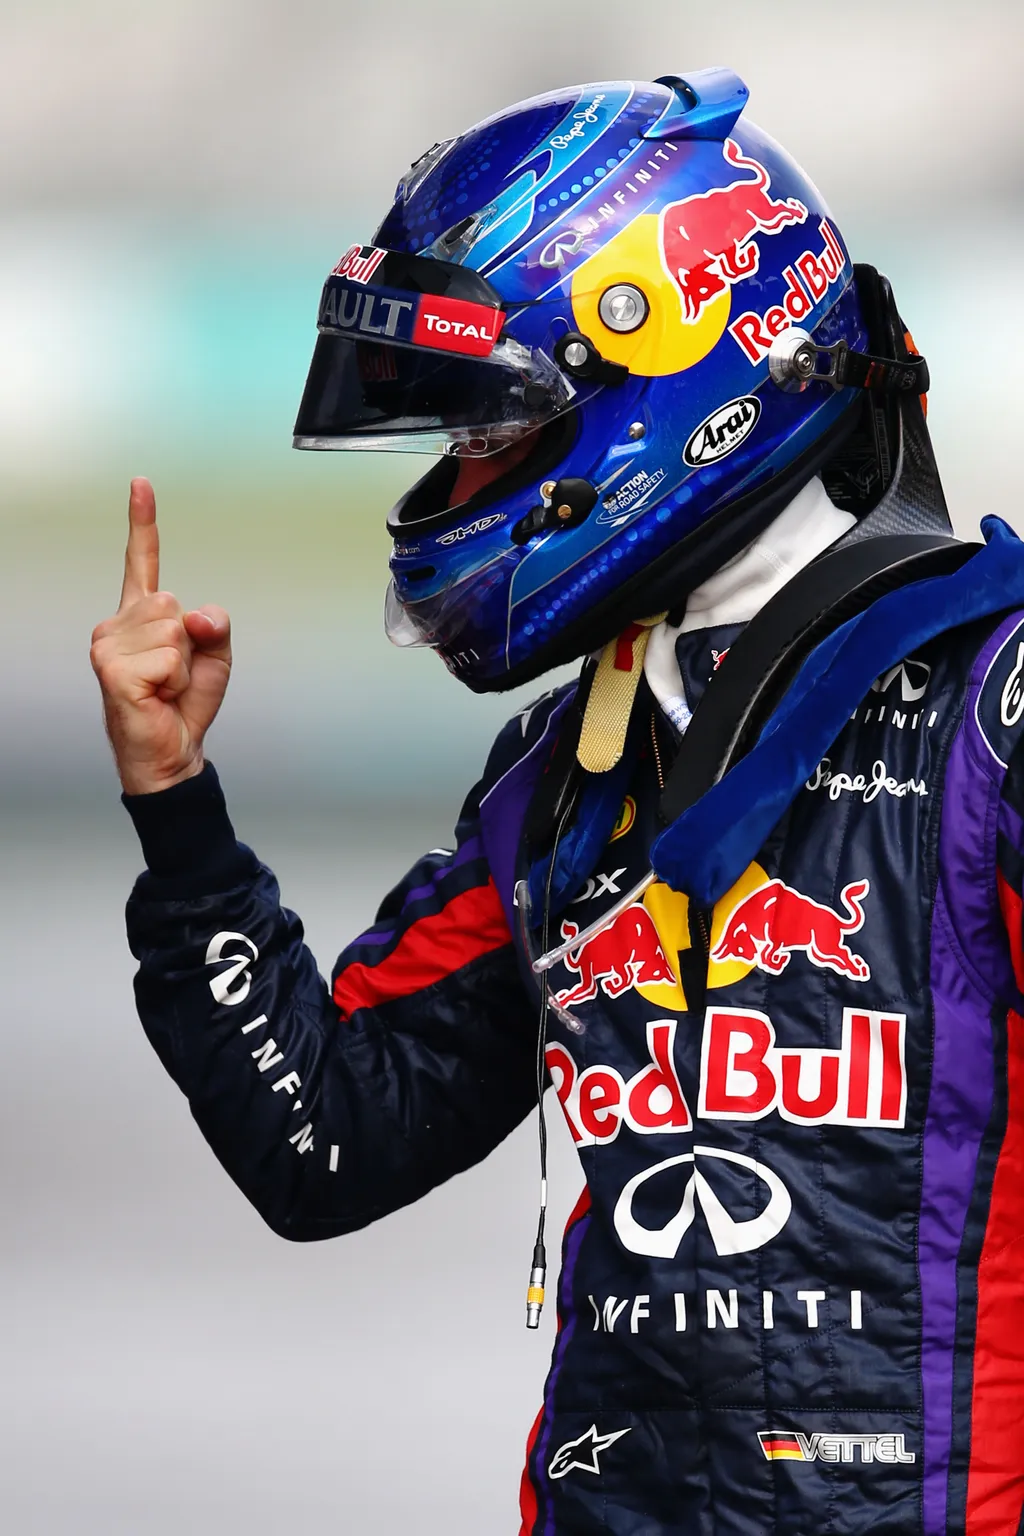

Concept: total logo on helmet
[[553, 865, 871, 1012]]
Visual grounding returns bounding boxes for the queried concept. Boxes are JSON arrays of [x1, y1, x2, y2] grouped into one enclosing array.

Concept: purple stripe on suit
[[919, 622, 1013, 1535]]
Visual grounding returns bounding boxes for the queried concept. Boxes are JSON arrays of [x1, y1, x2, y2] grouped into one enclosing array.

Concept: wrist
[[119, 753, 205, 798], [123, 761, 253, 888]]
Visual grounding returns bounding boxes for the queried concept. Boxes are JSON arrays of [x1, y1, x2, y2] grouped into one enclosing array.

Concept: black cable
[[526, 793, 575, 1329]]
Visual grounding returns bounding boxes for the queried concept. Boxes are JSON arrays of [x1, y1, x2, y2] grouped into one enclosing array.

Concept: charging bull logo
[[712, 879, 871, 982], [660, 139, 808, 324], [555, 907, 676, 1006], [552, 867, 871, 1014]]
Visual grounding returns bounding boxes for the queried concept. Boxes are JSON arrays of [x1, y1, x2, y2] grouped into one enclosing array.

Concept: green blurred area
[[7, 455, 404, 608]]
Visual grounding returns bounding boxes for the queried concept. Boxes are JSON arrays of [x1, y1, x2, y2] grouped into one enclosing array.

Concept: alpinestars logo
[[549, 1425, 632, 1479], [1000, 641, 1024, 728], [758, 1431, 915, 1465]]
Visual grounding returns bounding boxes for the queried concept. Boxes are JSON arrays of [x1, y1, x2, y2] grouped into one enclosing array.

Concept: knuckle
[[155, 645, 188, 676], [155, 618, 186, 648], [151, 590, 182, 618], [93, 655, 125, 690]]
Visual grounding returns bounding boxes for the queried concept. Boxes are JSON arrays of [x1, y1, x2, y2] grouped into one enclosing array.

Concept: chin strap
[[768, 327, 929, 397], [576, 613, 666, 773]]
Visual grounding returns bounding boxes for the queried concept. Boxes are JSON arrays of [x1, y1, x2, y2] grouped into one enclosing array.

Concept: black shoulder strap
[[522, 657, 595, 850], [657, 533, 978, 826]]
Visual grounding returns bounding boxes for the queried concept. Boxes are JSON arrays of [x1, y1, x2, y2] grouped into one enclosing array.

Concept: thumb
[[184, 605, 232, 662], [179, 606, 232, 743]]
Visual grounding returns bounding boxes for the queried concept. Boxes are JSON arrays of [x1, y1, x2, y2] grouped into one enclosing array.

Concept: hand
[[90, 478, 232, 796]]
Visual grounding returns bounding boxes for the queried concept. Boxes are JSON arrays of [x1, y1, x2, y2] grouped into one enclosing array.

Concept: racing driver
[[91, 70, 1024, 1536]]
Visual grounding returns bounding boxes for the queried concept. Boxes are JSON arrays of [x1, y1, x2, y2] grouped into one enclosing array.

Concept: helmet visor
[[292, 245, 594, 456]]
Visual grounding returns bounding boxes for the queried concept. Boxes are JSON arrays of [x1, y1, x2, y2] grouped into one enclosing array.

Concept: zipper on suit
[[680, 902, 712, 1020]]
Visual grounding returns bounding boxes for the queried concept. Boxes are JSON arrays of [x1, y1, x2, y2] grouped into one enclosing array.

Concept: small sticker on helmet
[[411, 296, 504, 356], [332, 244, 388, 284], [683, 395, 761, 467]]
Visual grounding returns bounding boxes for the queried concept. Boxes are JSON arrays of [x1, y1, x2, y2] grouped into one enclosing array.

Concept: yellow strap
[[576, 614, 666, 774]]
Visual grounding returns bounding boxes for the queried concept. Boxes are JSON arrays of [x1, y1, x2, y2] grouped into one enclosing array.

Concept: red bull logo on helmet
[[659, 139, 808, 325], [728, 218, 848, 365], [331, 243, 388, 284]]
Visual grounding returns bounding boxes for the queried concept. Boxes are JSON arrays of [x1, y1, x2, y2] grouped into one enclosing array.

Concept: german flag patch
[[758, 1431, 806, 1461]]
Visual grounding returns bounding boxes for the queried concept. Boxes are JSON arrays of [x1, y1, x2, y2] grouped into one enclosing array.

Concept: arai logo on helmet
[[683, 396, 761, 467]]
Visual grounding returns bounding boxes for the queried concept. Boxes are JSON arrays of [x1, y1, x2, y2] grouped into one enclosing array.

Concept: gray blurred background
[[2, 2, 1022, 1530]]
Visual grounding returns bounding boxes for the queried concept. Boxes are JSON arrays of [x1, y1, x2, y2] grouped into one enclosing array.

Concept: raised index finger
[[119, 477, 160, 609]]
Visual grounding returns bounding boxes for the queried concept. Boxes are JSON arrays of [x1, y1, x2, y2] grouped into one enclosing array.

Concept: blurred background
[[2, 2, 1022, 1530]]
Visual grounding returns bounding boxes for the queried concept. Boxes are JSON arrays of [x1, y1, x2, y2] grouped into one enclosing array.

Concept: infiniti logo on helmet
[[683, 396, 761, 468]]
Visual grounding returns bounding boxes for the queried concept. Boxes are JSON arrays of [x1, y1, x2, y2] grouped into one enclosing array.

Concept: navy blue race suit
[[124, 537, 1024, 1536]]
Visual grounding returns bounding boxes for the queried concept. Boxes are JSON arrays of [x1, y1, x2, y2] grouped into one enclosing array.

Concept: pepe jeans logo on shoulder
[[683, 396, 760, 467], [974, 619, 1024, 768], [806, 758, 928, 804]]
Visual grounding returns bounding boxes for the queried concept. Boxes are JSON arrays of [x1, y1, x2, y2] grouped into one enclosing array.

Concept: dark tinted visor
[[293, 244, 601, 454], [293, 332, 569, 452]]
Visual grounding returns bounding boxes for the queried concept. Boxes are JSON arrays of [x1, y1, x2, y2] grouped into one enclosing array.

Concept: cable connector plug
[[526, 1236, 547, 1330]]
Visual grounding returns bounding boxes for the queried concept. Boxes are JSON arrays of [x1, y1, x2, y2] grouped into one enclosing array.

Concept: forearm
[[125, 765, 538, 1239]]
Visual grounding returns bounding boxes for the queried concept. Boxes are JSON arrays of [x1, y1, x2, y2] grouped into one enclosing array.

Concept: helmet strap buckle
[[769, 327, 930, 397]]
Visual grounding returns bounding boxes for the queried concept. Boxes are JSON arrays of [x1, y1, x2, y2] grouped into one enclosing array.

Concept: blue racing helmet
[[294, 69, 934, 691]]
